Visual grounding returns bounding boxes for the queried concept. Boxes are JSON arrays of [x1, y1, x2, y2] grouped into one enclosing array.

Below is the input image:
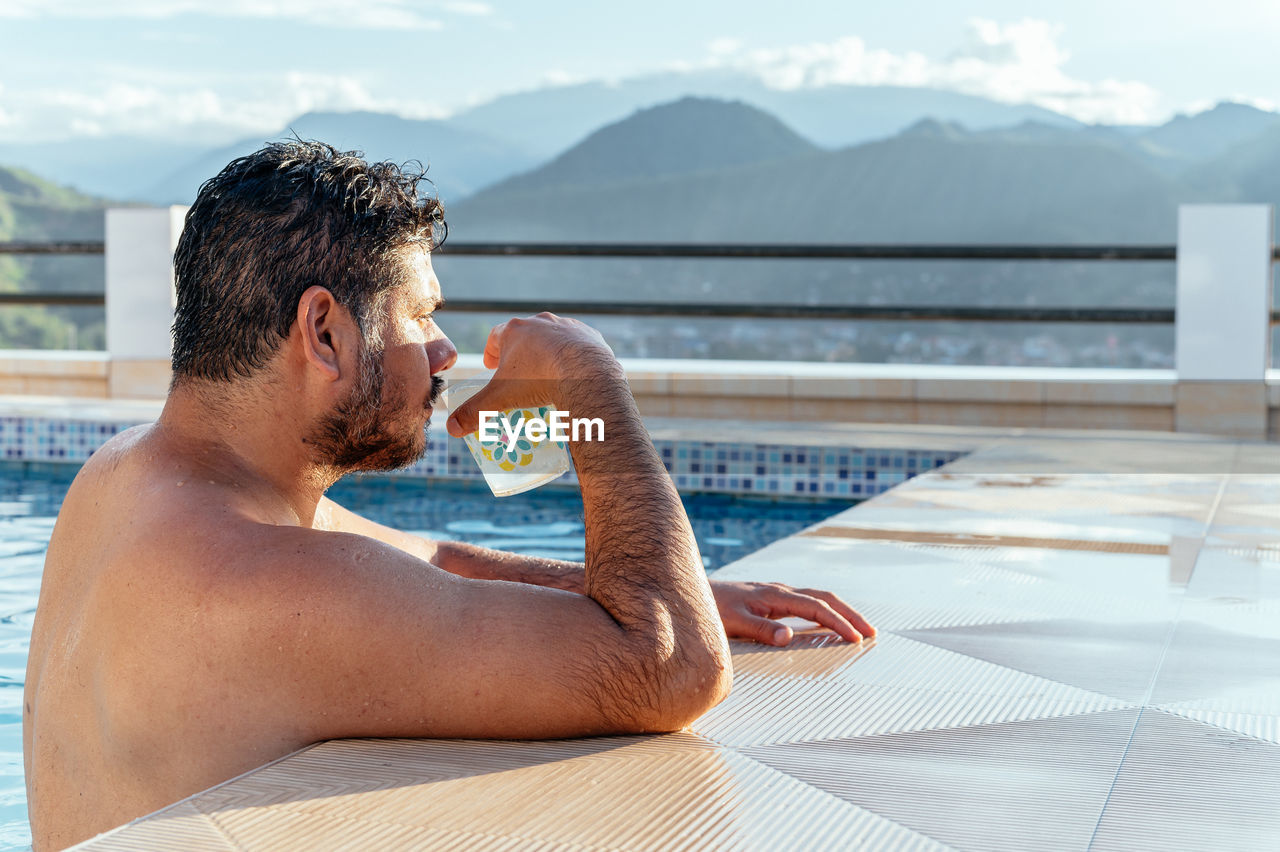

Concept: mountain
[[0, 165, 106, 242], [968, 120, 1194, 176], [141, 110, 539, 205], [0, 73, 1085, 204], [451, 111, 1196, 244], [0, 135, 207, 201], [1183, 123, 1280, 200], [485, 97, 818, 195], [0, 166, 110, 348], [1136, 102, 1280, 162], [740, 83, 1081, 149], [449, 70, 1080, 159]]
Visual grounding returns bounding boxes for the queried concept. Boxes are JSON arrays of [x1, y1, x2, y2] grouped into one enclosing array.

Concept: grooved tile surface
[[742, 710, 1141, 852], [1088, 711, 1280, 852], [74, 434, 1280, 851]]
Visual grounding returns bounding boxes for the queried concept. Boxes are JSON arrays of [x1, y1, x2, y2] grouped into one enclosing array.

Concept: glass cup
[[442, 371, 571, 497]]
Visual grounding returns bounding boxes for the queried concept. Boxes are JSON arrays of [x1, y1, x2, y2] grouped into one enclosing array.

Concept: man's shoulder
[[62, 433, 403, 604], [119, 499, 410, 604]]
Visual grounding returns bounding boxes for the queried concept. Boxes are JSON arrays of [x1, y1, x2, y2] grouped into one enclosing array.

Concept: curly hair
[[170, 140, 447, 384]]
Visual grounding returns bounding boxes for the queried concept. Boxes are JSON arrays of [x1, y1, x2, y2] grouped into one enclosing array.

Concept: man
[[24, 141, 874, 850]]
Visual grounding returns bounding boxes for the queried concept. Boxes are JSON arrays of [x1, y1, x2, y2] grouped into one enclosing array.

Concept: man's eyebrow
[[417, 296, 445, 312]]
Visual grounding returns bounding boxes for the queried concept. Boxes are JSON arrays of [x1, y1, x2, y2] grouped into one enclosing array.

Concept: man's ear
[[296, 285, 358, 381]]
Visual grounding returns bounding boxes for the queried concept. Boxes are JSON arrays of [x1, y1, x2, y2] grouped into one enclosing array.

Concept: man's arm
[[321, 500, 875, 646], [315, 500, 585, 592], [225, 314, 731, 742]]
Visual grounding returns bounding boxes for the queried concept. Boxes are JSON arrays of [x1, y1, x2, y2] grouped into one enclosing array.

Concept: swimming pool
[[0, 461, 855, 850]]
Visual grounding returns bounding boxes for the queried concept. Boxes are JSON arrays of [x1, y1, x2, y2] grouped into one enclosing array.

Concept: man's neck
[[155, 379, 337, 527]]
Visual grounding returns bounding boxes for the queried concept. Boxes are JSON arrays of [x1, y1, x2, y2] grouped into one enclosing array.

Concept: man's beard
[[307, 343, 444, 473]]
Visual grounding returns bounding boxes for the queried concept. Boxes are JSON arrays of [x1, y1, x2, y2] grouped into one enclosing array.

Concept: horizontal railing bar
[[0, 241, 105, 255], [5, 240, 1280, 262], [438, 243, 1179, 261], [0, 293, 104, 306], [443, 300, 1175, 323], [0, 242, 1178, 260], [0, 294, 1178, 321]]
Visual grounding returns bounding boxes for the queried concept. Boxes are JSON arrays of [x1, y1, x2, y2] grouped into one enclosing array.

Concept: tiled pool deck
[[59, 421, 1280, 851]]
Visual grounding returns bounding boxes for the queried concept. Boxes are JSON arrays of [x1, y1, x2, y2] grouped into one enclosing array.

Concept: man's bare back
[[24, 142, 872, 850], [26, 424, 331, 846]]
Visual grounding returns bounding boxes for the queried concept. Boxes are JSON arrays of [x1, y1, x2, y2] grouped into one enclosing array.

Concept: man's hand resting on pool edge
[[708, 580, 876, 646]]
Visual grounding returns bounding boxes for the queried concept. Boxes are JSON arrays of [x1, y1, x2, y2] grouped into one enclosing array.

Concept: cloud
[[0, 72, 448, 142], [698, 19, 1163, 125], [0, 0, 482, 30], [438, 1, 492, 14], [1224, 94, 1278, 113], [538, 69, 587, 88]]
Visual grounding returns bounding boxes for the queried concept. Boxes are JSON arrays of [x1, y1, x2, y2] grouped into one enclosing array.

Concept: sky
[[1, 0, 1279, 144]]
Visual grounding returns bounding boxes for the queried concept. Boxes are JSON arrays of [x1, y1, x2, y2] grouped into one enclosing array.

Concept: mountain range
[[139, 110, 539, 207], [7, 86, 1280, 248], [0, 69, 1148, 204], [447, 98, 1270, 245], [6, 79, 1280, 361]]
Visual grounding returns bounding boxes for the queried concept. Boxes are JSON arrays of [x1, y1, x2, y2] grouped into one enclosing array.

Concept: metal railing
[[0, 238, 1231, 323], [0, 240, 107, 306], [0, 241, 104, 255]]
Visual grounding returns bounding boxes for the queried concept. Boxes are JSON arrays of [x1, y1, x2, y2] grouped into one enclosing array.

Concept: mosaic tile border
[[0, 416, 961, 498]]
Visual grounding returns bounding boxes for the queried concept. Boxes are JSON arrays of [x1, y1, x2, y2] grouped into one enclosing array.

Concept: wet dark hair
[[170, 140, 446, 384]]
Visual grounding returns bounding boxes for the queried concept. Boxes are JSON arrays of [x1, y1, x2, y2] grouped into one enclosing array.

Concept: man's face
[[308, 248, 457, 472]]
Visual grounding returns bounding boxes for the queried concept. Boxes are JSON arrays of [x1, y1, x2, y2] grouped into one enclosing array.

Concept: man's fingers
[[736, 614, 793, 646], [445, 397, 484, 437], [482, 321, 509, 369], [796, 587, 877, 639], [445, 384, 515, 437], [768, 589, 862, 643]]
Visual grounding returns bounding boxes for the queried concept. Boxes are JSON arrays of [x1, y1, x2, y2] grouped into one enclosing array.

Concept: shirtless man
[[24, 141, 874, 850]]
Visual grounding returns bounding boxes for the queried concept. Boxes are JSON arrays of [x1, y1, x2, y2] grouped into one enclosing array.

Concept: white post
[[1175, 204, 1274, 439], [104, 206, 188, 398]]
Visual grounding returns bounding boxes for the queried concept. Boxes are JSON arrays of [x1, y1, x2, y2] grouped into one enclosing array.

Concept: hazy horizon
[[3, 1, 1280, 147]]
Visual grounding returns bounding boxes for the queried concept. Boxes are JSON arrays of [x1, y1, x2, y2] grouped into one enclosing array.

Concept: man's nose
[[429, 335, 458, 374]]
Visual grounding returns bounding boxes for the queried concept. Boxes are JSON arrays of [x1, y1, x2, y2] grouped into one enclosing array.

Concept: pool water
[[0, 462, 855, 850], [328, 473, 855, 572]]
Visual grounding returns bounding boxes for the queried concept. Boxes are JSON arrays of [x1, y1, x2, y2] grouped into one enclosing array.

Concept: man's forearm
[[430, 540, 586, 593], [441, 317, 731, 727], [563, 366, 725, 644]]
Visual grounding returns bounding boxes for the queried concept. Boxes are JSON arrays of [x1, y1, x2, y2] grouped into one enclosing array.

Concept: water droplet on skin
[[176, 480, 184, 487]]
